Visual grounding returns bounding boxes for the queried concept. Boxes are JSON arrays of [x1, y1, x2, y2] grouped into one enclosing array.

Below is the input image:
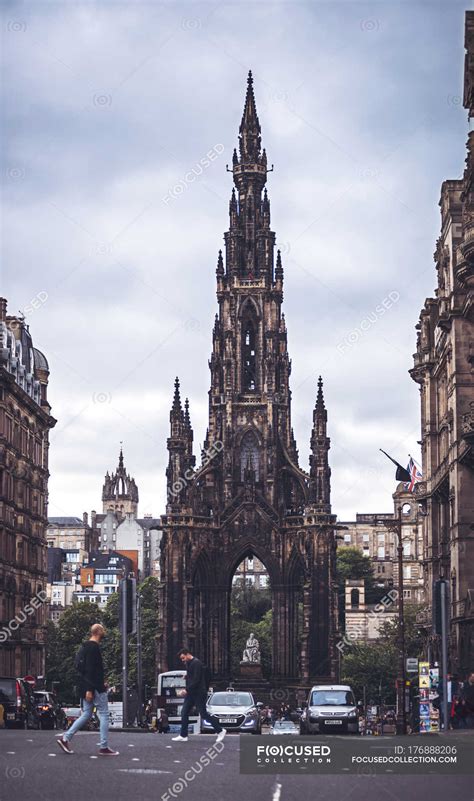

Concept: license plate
[[324, 719, 342, 725], [220, 718, 237, 723], [7, 714, 15, 720]]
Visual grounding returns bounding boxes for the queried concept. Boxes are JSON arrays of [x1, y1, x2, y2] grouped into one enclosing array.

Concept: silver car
[[300, 684, 359, 735], [201, 689, 262, 734], [270, 720, 299, 736]]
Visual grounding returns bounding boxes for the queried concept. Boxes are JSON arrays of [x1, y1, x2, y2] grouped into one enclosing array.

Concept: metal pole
[[396, 506, 407, 735], [121, 578, 128, 728], [440, 580, 448, 731], [136, 591, 143, 726]]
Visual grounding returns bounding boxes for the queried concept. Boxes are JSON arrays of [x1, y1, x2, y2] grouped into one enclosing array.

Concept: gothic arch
[[226, 541, 280, 589], [239, 295, 260, 320], [239, 429, 261, 481]]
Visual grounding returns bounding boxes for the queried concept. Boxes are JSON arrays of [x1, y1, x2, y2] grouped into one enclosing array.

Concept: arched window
[[350, 588, 360, 609], [240, 431, 260, 482], [242, 320, 257, 390]]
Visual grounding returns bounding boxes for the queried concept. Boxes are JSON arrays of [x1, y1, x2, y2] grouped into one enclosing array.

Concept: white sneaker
[[172, 735, 188, 742], [216, 729, 227, 743]]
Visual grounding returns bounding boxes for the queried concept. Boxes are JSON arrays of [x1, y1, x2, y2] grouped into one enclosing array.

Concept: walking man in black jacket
[[57, 623, 119, 756], [172, 647, 226, 742]]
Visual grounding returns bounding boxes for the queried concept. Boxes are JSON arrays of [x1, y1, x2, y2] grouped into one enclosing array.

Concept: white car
[[300, 684, 359, 735], [270, 720, 299, 736]]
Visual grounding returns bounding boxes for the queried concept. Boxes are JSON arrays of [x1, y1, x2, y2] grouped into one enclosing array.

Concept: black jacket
[[185, 657, 206, 695], [78, 640, 106, 695]]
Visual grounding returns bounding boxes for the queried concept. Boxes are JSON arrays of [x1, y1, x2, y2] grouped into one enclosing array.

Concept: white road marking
[[27, 739, 33, 742], [90, 756, 99, 759], [272, 782, 282, 801], [173, 759, 181, 763], [166, 745, 172, 749], [132, 758, 140, 761], [6, 752, 15, 755], [118, 769, 172, 775], [128, 744, 135, 747], [48, 753, 57, 757]]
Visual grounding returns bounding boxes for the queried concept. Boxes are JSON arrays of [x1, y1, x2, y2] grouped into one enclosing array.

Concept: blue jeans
[[64, 691, 109, 749]]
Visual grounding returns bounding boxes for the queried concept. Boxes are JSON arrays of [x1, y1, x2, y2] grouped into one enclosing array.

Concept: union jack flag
[[404, 456, 422, 493]]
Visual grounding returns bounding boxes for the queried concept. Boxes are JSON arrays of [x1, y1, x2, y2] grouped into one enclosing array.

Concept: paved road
[[0, 730, 471, 801]]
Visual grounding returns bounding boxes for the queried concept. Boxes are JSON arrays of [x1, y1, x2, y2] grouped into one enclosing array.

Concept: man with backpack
[[57, 623, 119, 756], [172, 647, 226, 743]]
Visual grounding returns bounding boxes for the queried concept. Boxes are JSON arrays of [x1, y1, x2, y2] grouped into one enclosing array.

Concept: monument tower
[[158, 73, 338, 687]]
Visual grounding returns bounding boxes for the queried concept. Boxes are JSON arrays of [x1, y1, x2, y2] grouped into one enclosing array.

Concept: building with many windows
[[0, 297, 56, 676], [339, 486, 425, 606], [410, 11, 474, 673], [46, 514, 97, 553], [78, 551, 135, 608]]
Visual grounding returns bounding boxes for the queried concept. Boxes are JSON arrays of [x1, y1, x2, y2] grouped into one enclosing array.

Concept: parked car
[[63, 705, 99, 731], [0, 677, 39, 729], [33, 691, 66, 730], [201, 689, 262, 734], [300, 684, 359, 735], [270, 720, 299, 735]]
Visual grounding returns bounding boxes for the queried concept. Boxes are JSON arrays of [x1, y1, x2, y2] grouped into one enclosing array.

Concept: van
[[0, 677, 39, 729], [300, 684, 359, 735]]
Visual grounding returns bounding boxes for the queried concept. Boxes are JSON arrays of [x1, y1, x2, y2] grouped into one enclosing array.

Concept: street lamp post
[[381, 506, 407, 735]]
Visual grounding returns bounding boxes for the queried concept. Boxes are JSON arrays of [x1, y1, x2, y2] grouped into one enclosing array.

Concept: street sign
[[406, 657, 418, 673]]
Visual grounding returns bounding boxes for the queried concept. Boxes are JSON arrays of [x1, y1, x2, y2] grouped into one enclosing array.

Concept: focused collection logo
[[256, 744, 331, 765]]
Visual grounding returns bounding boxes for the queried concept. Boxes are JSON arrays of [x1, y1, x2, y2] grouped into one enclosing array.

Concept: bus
[[156, 670, 199, 733]]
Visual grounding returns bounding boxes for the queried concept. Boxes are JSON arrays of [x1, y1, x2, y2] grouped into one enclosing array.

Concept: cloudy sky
[[1, 0, 469, 520]]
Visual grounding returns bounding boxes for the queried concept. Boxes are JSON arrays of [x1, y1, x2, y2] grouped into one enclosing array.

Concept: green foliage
[[377, 603, 426, 658], [336, 546, 386, 626], [230, 583, 272, 677], [231, 584, 271, 622], [45, 601, 104, 704], [45, 577, 162, 704], [340, 603, 427, 706], [341, 641, 397, 705]]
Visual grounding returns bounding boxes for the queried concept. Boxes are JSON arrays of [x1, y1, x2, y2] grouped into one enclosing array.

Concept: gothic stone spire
[[309, 376, 331, 512]]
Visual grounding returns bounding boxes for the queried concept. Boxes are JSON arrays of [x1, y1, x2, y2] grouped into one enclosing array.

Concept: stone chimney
[[0, 297, 7, 323]]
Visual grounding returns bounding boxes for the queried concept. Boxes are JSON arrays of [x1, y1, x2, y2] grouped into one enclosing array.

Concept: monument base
[[239, 661, 263, 679]]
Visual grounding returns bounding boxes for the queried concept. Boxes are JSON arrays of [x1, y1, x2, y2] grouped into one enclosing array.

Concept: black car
[[33, 691, 66, 730], [0, 677, 39, 729]]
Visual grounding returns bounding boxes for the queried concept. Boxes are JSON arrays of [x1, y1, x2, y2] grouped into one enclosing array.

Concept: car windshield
[[34, 692, 49, 702], [210, 692, 253, 707], [161, 675, 186, 689], [310, 690, 355, 706], [0, 679, 15, 702]]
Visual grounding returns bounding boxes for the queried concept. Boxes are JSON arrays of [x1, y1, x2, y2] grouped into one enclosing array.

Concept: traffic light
[[119, 576, 137, 635]]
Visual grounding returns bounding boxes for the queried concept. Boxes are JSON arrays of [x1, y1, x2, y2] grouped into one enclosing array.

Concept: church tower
[[159, 73, 338, 688], [102, 447, 139, 520]]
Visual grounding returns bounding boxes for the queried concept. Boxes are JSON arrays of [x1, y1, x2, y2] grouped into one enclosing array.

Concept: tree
[[340, 603, 427, 707], [45, 578, 163, 704], [378, 603, 426, 658], [45, 602, 104, 704], [341, 641, 397, 706], [336, 546, 386, 626], [230, 583, 272, 678], [231, 584, 271, 622]]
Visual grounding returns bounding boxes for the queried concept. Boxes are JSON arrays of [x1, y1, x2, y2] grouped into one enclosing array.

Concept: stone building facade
[[339, 486, 425, 605], [410, 11, 474, 673], [47, 514, 97, 553], [158, 74, 338, 686], [0, 297, 56, 676]]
